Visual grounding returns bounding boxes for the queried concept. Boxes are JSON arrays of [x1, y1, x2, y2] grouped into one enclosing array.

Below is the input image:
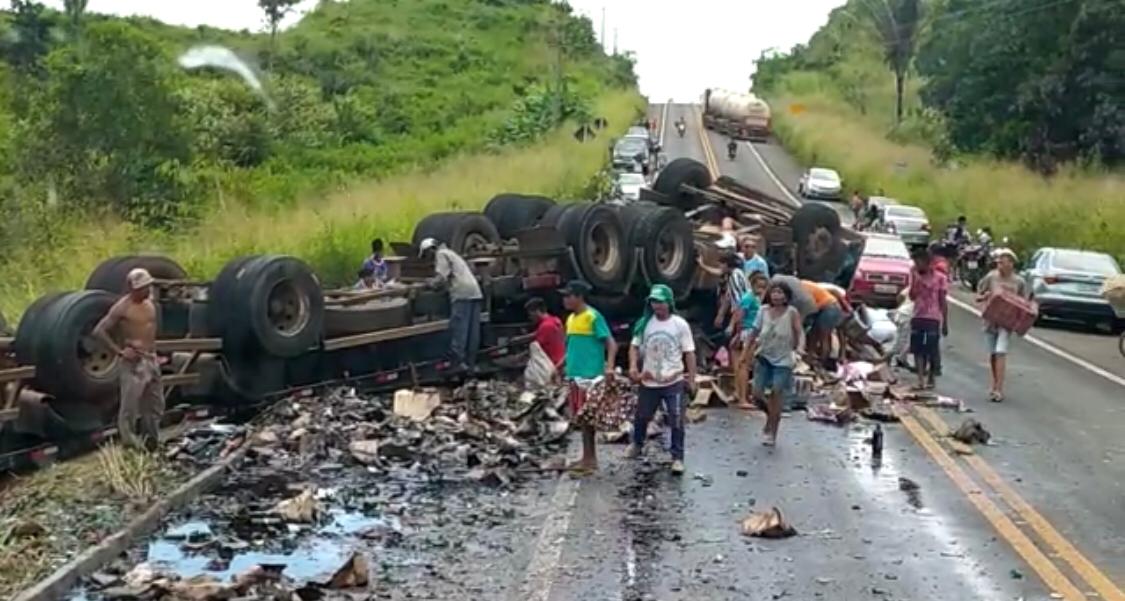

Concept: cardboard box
[[982, 292, 1038, 335]]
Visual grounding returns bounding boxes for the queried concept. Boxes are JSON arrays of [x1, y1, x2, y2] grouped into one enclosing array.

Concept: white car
[[798, 167, 843, 200], [615, 172, 646, 202]]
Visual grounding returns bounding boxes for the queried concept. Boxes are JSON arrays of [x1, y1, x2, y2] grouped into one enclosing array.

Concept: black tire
[[411, 212, 501, 256], [325, 298, 412, 338], [206, 256, 259, 338], [653, 158, 712, 210], [791, 203, 844, 282], [483, 194, 556, 239], [228, 255, 325, 358], [85, 255, 188, 293], [13, 291, 69, 366], [550, 203, 629, 293], [618, 203, 696, 295], [33, 291, 121, 403]]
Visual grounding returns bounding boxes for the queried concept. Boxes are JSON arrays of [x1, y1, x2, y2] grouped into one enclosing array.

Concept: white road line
[[516, 475, 580, 601], [746, 132, 1125, 390], [743, 140, 801, 208], [946, 295, 1125, 388]]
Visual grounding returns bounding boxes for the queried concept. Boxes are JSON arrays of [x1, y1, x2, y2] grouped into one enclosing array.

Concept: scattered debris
[[323, 552, 369, 589], [952, 419, 991, 445], [274, 489, 321, 523], [740, 507, 797, 539], [927, 395, 969, 412], [392, 388, 442, 421], [685, 407, 708, 423], [347, 440, 380, 465], [806, 403, 854, 425], [898, 477, 923, 509], [860, 405, 900, 423]]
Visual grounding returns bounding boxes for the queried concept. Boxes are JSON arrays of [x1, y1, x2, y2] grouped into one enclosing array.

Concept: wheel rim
[[267, 280, 310, 337], [587, 222, 619, 275], [462, 233, 491, 256], [80, 334, 118, 379], [655, 227, 686, 278]]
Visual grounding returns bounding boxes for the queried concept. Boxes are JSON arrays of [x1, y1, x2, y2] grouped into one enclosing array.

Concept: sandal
[[988, 391, 1003, 403]]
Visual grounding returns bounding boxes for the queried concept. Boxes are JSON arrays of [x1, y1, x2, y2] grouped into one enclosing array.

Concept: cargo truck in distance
[[702, 89, 771, 142]]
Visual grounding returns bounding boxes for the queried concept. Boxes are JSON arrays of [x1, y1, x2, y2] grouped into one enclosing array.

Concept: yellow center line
[[693, 105, 720, 178], [914, 406, 1125, 601], [897, 411, 1088, 600]]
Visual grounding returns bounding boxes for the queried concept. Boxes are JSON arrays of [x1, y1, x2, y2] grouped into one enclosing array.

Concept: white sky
[[42, 0, 845, 102]]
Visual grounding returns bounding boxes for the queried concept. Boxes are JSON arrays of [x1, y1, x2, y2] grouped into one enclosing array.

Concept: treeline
[[755, 0, 1123, 172], [0, 0, 635, 241]]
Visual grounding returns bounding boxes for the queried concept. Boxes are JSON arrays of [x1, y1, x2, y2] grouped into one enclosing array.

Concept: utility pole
[[612, 28, 618, 56], [600, 6, 606, 50]]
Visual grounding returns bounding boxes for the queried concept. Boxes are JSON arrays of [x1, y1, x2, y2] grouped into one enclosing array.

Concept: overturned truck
[[0, 158, 861, 467]]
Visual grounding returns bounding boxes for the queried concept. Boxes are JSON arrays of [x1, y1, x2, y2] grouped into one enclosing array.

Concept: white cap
[[418, 238, 438, 256], [127, 268, 154, 290]]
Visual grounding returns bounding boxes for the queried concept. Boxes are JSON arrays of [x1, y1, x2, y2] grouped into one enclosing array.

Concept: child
[[908, 249, 949, 390]]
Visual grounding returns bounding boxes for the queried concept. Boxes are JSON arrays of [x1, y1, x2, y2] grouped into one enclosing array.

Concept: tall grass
[[768, 92, 1125, 261], [0, 89, 643, 320]]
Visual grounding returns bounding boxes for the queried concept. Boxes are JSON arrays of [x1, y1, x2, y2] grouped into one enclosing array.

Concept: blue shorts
[[812, 303, 845, 332], [986, 328, 1011, 355], [753, 356, 793, 397]]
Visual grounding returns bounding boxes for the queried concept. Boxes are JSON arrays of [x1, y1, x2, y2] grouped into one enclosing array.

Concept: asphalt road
[[509, 103, 1124, 601]]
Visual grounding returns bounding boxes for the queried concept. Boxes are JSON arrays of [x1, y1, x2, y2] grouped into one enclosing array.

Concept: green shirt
[[564, 306, 611, 379]]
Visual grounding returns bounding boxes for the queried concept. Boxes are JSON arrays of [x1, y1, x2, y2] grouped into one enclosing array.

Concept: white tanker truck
[[702, 89, 771, 141]]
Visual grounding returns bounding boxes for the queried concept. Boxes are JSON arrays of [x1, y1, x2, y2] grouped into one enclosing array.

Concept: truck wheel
[[653, 158, 712, 210], [206, 256, 260, 338], [792, 204, 845, 283], [619, 203, 696, 296], [483, 194, 556, 239], [325, 298, 411, 338], [13, 291, 68, 366], [85, 255, 188, 293], [231, 256, 325, 358], [33, 291, 121, 403], [412, 212, 501, 256], [555, 203, 628, 293]]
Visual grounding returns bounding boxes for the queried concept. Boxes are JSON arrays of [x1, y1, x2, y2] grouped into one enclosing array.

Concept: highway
[[511, 104, 1125, 601]]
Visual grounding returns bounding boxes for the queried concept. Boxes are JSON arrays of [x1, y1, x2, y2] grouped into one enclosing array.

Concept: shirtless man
[[93, 268, 163, 451]]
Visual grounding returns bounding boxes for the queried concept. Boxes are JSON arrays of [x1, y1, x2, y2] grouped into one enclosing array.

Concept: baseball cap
[[993, 247, 1017, 261], [559, 279, 592, 298], [418, 238, 438, 256], [127, 268, 154, 290]]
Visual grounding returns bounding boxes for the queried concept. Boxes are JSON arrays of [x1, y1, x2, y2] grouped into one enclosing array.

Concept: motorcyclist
[[727, 137, 738, 159], [945, 215, 971, 246], [675, 116, 686, 137]]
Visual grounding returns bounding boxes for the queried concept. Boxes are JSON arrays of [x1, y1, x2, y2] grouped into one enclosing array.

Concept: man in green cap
[[627, 284, 697, 475]]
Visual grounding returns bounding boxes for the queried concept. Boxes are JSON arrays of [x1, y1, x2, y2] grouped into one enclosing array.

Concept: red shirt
[[535, 315, 566, 367]]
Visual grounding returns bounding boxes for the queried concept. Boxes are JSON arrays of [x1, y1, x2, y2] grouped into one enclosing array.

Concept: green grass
[[0, 89, 643, 320], [767, 90, 1125, 262]]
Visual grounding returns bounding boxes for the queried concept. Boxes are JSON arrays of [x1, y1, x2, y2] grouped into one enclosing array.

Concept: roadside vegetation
[[0, 0, 640, 319], [754, 0, 1123, 260]]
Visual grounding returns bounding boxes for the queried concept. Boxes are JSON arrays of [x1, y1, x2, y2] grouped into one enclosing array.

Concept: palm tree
[[859, 0, 922, 125]]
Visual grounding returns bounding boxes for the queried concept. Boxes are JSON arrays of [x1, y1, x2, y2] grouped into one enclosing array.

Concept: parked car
[[797, 167, 842, 200], [612, 137, 650, 174], [1023, 247, 1124, 332], [614, 172, 646, 202], [877, 204, 931, 247], [849, 233, 913, 307]]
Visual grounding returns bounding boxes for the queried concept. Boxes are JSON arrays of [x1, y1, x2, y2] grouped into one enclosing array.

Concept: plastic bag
[[524, 342, 556, 388]]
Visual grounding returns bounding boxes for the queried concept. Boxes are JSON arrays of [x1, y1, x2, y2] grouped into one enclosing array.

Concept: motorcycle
[[957, 244, 989, 290], [727, 142, 738, 161], [676, 122, 686, 138]]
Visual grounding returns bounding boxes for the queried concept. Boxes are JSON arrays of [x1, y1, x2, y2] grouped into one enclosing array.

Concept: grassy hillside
[[0, 0, 641, 318], [754, 0, 1124, 261]]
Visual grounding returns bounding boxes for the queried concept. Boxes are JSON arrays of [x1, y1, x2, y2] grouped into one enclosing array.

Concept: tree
[[259, 0, 301, 68], [62, 0, 88, 36], [0, 0, 54, 76], [859, 0, 921, 125], [19, 20, 192, 224]]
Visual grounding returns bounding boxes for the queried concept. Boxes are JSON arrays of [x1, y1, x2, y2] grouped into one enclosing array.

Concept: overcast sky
[[41, 0, 844, 102]]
